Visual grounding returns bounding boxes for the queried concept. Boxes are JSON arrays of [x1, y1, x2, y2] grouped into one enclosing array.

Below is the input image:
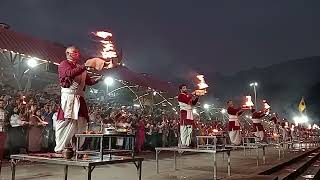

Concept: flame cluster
[[242, 96, 254, 109], [93, 31, 117, 59], [194, 75, 208, 96], [196, 75, 209, 89]]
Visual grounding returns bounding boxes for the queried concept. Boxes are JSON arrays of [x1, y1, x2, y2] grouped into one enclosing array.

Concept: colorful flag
[[298, 97, 306, 113]]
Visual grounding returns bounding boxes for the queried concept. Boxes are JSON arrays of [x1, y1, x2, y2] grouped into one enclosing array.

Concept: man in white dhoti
[[227, 100, 243, 145], [178, 84, 199, 148], [55, 46, 103, 153]]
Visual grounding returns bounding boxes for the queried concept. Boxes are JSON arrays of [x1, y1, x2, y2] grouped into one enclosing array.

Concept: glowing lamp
[[104, 76, 114, 86], [27, 58, 38, 68]]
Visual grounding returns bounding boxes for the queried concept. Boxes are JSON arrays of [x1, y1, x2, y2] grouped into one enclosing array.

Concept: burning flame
[[95, 31, 112, 39], [93, 31, 117, 59], [263, 99, 271, 110], [242, 96, 254, 109], [196, 75, 209, 89]]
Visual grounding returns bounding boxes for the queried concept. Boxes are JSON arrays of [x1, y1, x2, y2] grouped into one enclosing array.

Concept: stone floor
[[0, 146, 312, 180]]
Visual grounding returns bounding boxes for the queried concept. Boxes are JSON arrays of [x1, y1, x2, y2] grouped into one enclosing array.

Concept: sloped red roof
[[0, 28, 177, 94], [0, 28, 66, 64]]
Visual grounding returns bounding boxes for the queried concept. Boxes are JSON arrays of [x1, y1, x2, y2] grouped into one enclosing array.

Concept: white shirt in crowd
[[52, 112, 58, 130], [10, 114, 22, 127]]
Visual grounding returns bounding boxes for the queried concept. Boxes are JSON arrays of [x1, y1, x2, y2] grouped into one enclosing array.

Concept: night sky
[[1, 0, 320, 81]]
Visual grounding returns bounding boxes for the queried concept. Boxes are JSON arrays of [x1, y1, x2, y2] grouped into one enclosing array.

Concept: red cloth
[[252, 111, 265, 119], [252, 123, 264, 132], [228, 121, 240, 131], [57, 60, 99, 121], [58, 60, 97, 88], [270, 117, 278, 124], [227, 106, 242, 131], [227, 107, 242, 116], [0, 132, 7, 160], [135, 121, 145, 153], [252, 111, 265, 132], [57, 97, 89, 121], [178, 93, 198, 125]]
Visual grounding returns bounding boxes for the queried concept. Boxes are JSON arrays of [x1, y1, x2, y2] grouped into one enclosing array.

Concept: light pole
[[104, 76, 114, 97], [24, 58, 41, 91], [250, 82, 258, 109]]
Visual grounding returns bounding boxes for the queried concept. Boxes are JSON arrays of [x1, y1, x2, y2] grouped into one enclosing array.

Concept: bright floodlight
[[301, 115, 308, 123], [250, 82, 258, 87], [193, 109, 197, 114], [221, 109, 227, 114], [133, 104, 140, 108], [203, 104, 210, 109], [293, 115, 309, 125], [27, 58, 38, 68], [153, 91, 157, 96], [104, 76, 114, 86]]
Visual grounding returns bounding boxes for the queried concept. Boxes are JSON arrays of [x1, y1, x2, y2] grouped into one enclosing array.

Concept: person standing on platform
[[178, 84, 199, 148], [227, 100, 243, 145], [270, 113, 280, 135], [55, 46, 104, 153], [251, 109, 266, 142]]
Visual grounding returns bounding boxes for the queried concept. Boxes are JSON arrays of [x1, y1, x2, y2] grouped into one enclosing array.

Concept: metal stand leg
[[227, 151, 231, 176], [213, 152, 217, 180], [174, 151, 177, 170], [156, 150, 159, 174], [137, 160, 142, 180], [256, 148, 259, 166], [87, 166, 94, 180], [132, 137, 135, 158], [196, 137, 199, 149], [109, 137, 112, 150], [75, 137, 79, 161], [100, 137, 103, 160], [64, 165, 68, 180], [263, 146, 266, 164], [11, 160, 16, 180]]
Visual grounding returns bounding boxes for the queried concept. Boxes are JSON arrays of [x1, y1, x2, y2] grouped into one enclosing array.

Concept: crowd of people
[[0, 84, 226, 158], [0, 82, 318, 160]]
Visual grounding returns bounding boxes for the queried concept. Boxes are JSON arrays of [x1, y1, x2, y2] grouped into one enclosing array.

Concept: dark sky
[[1, 0, 320, 81]]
